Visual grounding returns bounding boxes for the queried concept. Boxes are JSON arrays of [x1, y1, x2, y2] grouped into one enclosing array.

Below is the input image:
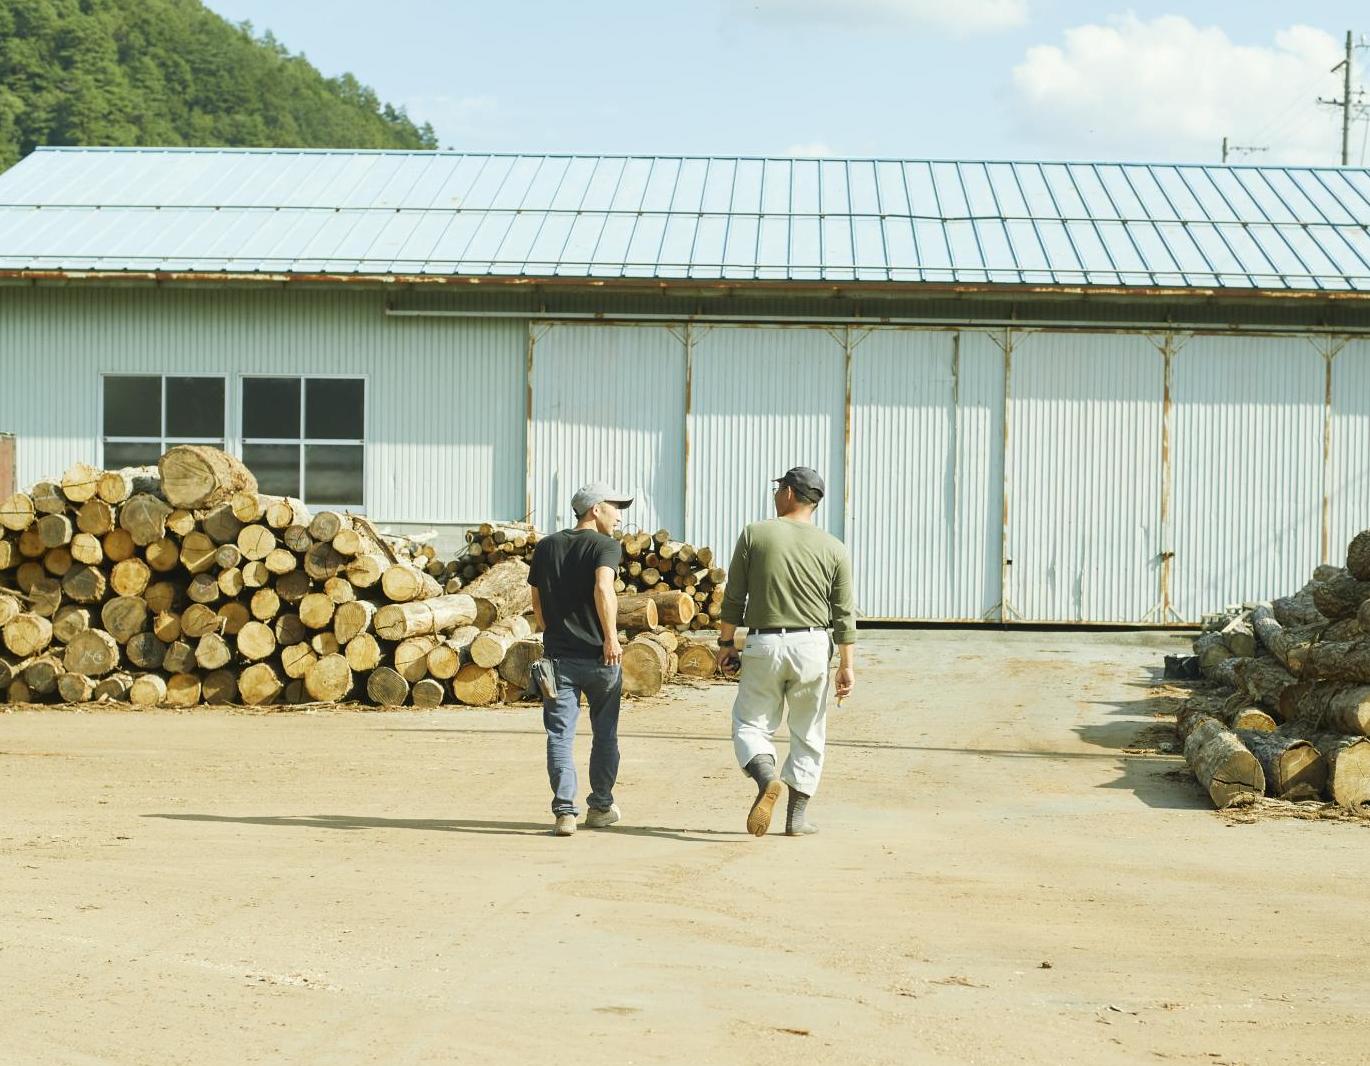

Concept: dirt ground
[[5, 628, 1370, 1066]]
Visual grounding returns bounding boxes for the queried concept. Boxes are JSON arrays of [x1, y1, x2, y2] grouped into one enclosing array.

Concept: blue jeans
[[543, 656, 623, 816]]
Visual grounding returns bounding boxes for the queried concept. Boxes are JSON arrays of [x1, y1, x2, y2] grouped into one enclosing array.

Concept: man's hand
[[835, 665, 855, 701], [716, 645, 740, 673], [602, 634, 623, 667]]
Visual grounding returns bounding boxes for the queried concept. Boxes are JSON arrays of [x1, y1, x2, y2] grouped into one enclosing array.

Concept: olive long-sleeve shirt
[[719, 518, 857, 644]]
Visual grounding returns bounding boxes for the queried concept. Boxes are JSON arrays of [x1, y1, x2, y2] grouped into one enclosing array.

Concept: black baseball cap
[[774, 466, 825, 500]]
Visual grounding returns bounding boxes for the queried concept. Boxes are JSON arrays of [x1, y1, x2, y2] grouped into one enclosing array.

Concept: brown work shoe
[[746, 779, 783, 837]]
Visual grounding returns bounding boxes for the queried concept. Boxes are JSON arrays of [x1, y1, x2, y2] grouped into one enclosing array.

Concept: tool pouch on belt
[[531, 657, 558, 700]]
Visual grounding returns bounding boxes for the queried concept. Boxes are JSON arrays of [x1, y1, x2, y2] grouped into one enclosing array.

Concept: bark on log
[[61, 628, 119, 677], [1193, 632, 1231, 672], [304, 654, 352, 702], [1282, 682, 1370, 736], [367, 666, 410, 707], [1234, 729, 1327, 800], [158, 446, 258, 509], [238, 663, 283, 706], [1313, 569, 1370, 620], [463, 560, 532, 627], [1209, 655, 1245, 689], [4, 613, 53, 656], [469, 615, 533, 669], [1251, 603, 1317, 673], [1299, 640, 1370, 683], [1273, 586, 1326, 628], [426, 626, 480, 680], [1306, 735, 1370, 812], [1183, 716, 1265, 809], [1325, 617, 1364, 643], [374, 594, 477, 641], [451, 663, 501, 706], [615, 594, 660, 631], [1235, 658, 1300, 716]]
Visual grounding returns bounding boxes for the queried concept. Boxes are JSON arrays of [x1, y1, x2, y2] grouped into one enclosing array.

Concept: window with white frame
[[241, 377, 365, 508], [102, 375, 226, 468]]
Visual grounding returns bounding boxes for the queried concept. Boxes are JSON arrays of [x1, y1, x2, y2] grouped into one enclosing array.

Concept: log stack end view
[[0, 447, 734, 710]]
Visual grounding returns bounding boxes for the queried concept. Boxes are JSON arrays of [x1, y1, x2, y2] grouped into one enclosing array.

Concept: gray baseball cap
[[572, 481, 634, 517], [775, 466, 826, 500]]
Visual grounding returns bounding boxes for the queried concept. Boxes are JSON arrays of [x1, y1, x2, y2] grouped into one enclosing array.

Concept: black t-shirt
[[528, 529, 622, 659]]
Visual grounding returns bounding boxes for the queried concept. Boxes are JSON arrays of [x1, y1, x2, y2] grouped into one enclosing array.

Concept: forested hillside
[[0, 0, 437, 169]]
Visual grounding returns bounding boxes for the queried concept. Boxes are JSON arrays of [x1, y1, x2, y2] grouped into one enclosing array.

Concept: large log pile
[[0, 448, 730, 709], [1170, 540, 1370, 815]]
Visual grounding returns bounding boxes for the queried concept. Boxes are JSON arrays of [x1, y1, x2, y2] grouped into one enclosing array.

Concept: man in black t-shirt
[[528, 482, 633, 837]]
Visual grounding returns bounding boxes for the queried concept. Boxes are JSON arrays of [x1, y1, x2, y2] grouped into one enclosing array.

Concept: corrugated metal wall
[[4, 284, 1367, 624], [529, 322, 686, 533], [0, 288, 525, 523], [1004, 331, 1165, 623]]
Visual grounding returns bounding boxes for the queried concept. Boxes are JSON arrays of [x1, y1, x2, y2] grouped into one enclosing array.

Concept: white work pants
[[730, 629, 834, 796]]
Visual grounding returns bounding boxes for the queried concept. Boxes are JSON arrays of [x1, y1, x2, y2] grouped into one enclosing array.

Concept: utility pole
[[1318, 30, 1354, 165], [1220, 136, 1268, 165]]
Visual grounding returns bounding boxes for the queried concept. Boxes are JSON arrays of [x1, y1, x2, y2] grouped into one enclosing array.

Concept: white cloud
[[1010, 16, 1348, 164], [785, 141, 834, 157], [746, 0, 1027, 35]]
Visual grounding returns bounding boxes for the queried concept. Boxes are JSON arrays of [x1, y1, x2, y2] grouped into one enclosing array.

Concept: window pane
[[166, 377, 225, 438], [243, 444, 301, 496], [243, 377, 301, 439], [305, 445, 364, 506], [305, 379, 365, 440], [103, 440, 163, 469], [103, 377, 161, 438]]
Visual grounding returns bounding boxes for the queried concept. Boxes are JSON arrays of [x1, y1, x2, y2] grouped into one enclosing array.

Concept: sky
[[203, 1, 1369, 166]]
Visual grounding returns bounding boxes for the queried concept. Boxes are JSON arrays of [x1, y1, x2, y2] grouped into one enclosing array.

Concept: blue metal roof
[[2, 146, 1370, 290]]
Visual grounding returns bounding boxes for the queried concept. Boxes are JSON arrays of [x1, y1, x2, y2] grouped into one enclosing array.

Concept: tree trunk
[[59, 462, 101, 504], [1219, 613, 1256, 658], [367, 666, 410, 707], [30, 481, 65, 515], [28, 577, 61, 618], [622, 635, 671, 696], [395, 635, 442, 682], [1312, 569, 1370, 620], [238, 663, 283, 706], [304, 654, 353, 702], [51, 605, 91, 645], [36, 513, 72, 549], [167, 510, 197, 538], [70, 533, 103, 567], [194, 632, 232, 671], [463, 560, 532, 627], [1234, 657, 1300, 716], [274, 613, 306, 647], [1281, 682, 1370, 735], [199, 504, 244, 546], [151, 610, 181, 643], [61, 627, 117, 676], [344, 552, 387, 589], [451, 663, 501, 706], [426, 626, 480, 680], [97, 466, 159, 506], [1304, 735, 1370, 812], [498, 637, 544, 691], [4, 612, 53, 656], [310, 633, 341, 657], [1233, 730, 1326, 800], [332, 600, 376, 644], [298, 592, 336, 630], [281, 642, 318, 680], [129, 673, 167, 707], [179, 603, 219, 640], [57, 672, 94, 703], [469, 615, 533, 669], [158, 446, 258, 509], [1299, 640, 1370, 683], [164, 673, 203, 709], [124, 632, 167, 671], [264, 497, 309, 530], [1193, 632, 1231, 672], [615, 594, 661, 631], [236, 524, 276, 562], [1183, 716, 1265, 809], [275, 571, 310, 605], [23, 655, 64, 696], [411, 678, 446, 708], [264, 548, 297, 576], [236, 621, 277, 662], [308, 511, 346, 543], [119, 494, 172, 546], [344, 633, 383, 673], [91, 672, 133, 702], [676, 642, 719, 679], [282, 524, 314, 553], [0, 491, 35, 532], [162, 641, 196, 675], [375, 594, 477, 640], [61, 564, 107, 605], [381, 562, 443, 604], [76, 498, 115, 536], [203, 669, 237, 705], [110, 558, 151, 599], [186, 573, 221, 606]]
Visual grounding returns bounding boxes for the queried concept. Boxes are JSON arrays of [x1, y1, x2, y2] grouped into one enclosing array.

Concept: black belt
[[752, 626, 826, 634]]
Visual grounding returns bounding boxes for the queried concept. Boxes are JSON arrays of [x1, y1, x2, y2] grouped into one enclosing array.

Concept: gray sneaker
[[553, 814, 577, 836], [585, 804, 621, 829]]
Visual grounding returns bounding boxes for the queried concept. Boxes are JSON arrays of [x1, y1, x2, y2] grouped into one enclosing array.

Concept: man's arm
[[831, 548, 856, 699], [593, 566, 622, 666], [530, 586, 545, 631], [716, 530, 751, 670]]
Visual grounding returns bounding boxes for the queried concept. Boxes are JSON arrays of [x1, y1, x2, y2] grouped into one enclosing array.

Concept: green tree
[[0, 0, 438, 170]]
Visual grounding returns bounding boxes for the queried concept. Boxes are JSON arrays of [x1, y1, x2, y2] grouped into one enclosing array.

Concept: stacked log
[[1171, 530, 1370, 814]]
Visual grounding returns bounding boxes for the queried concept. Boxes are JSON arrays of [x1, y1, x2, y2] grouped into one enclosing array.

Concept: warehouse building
[[1, 146, 1369, 625]]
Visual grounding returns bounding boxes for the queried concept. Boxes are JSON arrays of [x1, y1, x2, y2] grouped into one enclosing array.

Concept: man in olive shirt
[[716, 466, 856, 838], [528, 482, 633, 837]]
